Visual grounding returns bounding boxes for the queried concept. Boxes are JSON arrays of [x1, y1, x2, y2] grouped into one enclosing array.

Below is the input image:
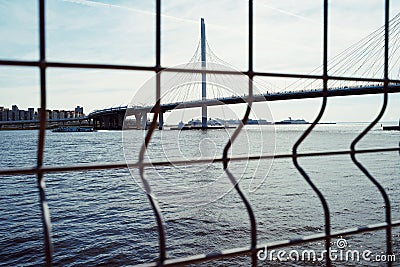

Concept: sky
[[0, 0, 399, 122]]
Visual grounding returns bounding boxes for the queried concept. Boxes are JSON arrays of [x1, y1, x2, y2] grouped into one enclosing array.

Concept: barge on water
[[382, 120, 400, 131], [170, 119, 235, 130], [275, 117, 309, 125], [52, 126, 95, 132]]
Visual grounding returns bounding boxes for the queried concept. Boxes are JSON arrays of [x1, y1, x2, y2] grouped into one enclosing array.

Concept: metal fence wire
[[0, 0, 400, 266]]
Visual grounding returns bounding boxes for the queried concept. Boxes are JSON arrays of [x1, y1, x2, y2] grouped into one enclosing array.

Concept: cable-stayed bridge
[[3, 15, 400, 130], [87, 83, 399, 130], [89, 15, 400, 130]]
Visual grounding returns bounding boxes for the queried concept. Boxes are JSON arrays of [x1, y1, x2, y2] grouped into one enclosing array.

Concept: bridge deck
[[90, 84, 400, 116]]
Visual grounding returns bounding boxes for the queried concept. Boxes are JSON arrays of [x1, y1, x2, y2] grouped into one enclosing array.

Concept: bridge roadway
[[153, 84, 400, 112], [88, 84, 400, 129], [90, 84, 400, 114], [2, 85, 399, 130]]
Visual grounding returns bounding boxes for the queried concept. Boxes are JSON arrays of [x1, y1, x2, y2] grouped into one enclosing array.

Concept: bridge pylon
[[201, 18, 207, 129]]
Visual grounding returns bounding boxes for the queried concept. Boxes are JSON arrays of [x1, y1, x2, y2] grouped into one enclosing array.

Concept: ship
[[171, 118, 234, 130], [275, 117, 309, 125], [52, 126, 96, 132], [382, 119, 400, 131]]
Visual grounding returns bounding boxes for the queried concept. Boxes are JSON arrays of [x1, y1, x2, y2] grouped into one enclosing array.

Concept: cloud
[[255, 1, 322, 26]]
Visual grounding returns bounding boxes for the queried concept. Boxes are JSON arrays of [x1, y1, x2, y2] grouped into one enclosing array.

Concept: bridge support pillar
[[135, 113, 142, 129], [158, 112, 164, 130], [104, 116, 110, 129], [118, 113, 124, 130], [141, 112, 148, 130]]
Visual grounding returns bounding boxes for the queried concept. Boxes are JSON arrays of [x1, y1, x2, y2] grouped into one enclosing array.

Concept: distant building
[[52, 110, 59, 120], [4, 109, 10, 121], [0, 107, 7, 121], [59, 110, 65, 119], [28, 108, 34, 120], [19, 110, 26, 121], [74, 106, 84, 118], [0, 105, 85, 122], [12, 105, 19, 121], [0, 108, 10, 121]]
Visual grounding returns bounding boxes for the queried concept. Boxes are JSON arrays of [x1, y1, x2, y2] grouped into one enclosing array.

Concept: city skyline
[[0, 104, 85, 122], [0, 1, 400, 122]]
